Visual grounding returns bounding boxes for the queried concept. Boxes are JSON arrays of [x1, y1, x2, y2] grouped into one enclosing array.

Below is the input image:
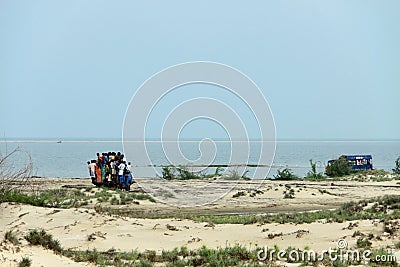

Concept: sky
[[0, 1, 399, 140]]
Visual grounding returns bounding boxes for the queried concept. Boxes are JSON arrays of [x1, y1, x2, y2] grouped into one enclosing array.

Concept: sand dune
[[1, 178, 400, 266]]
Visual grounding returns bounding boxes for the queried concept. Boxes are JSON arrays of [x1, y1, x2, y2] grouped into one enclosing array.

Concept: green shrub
[[161, 248, 179, 262], [4, 230, 20, 245], [214, 167, 224, 176], [135, 259, 154, 267], [84, 249, 102, 264], [141, 250, 156, 262], [306, 159, 324, 179], [161, 166, 202, 180], [393, 157, 400, 174], [356, 238, 372, 248], [0, 189, 43, 206], [176, 166, 200, 180], [18, 257, 32, 267], [232, 191, 246, 198], [13, 232, 400, 266], [274, 168, 298, 180], [110, 196, 119, 205], [118, 249, 139, 261], [284, 188, 295, 199], [162, 166, 175, 180], [325, 156, 353, 177], [224, 169, 245, 180], [0, 188, 88, 208], [130, 193, 156, 203], [187, 195, 400, 225], [369, 248, 397, 266], [366, 169, 390, 177], [24, 229, 62, 253], [62, 249, 107, 265]]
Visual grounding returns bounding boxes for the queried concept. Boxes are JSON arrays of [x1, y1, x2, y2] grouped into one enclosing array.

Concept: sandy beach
[[1, 177, 400, 266]]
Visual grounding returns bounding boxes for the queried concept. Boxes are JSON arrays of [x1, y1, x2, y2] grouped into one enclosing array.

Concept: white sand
[[1, 178, 400, 266]]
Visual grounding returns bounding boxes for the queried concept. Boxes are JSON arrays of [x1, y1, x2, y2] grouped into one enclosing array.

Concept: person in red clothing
[[95, 162, 102, 184]]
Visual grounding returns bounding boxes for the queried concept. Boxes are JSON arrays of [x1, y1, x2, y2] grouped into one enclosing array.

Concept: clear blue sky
[[1, 1, 399, 140]]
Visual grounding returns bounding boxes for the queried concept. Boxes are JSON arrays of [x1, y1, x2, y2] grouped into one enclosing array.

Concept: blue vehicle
[[327, 155, 373, 172]]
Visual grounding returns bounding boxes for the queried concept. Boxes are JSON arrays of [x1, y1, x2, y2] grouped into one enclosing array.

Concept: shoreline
[[2, 140, 400, 143]]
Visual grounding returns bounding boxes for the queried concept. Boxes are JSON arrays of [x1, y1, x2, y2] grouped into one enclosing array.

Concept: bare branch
[[0, 145, 35, 196]]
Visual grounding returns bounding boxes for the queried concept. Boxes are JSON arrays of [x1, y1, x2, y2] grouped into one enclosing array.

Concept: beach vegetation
[[161, 166, 175, 180], [176, 166, 199, 180], [393, 156, 400, 174], [319, 189, 337, 196], [18, 257, 32, 267], [224, 168, 250, 180], [63, 248, 108, 265], [367, 169, 391, 177], [370, 176, 393, 182], [117, 249, 139, 261], [351, 169, 394, 182], [1, 188, 87, 208], [24, 229, 62, 253], [121, 191, 155, 203], [28, 232, 395, 266], [0, 189, 46, 206], [161, 165, 201, 180], [232, 191, 246, 198], [1, 185, 156, 208], [110, 195, 119, 205], [141, 250, 157, 262], [161, 247, 179, 262], [161, 191, 174, 198], [83, 249, 102, 264], [226, 169, 241, 180], [249, 189, 264, 197], [369, 248, 397, 266], [91, 194, 400, 226], [241, 169, 251, 180], [184, 195, 400, 225], [356, 238, 372, 249], [383, 221, 397, 236], [305, 159, 324, 179], [136, 260, 153, 267], [21, 228, 399, 267], [202, 166, 225, 179], [0, 146, 34, 201], [325, 156, 353, 177], [4, 230, 20, 245], [214, 166, 224, 176], [274, 168, 298, 180], [283, 188, 295, 199], [161, 165, 250, 180]]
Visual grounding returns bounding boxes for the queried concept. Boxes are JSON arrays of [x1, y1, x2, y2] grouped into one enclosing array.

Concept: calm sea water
[[1, 141, 399, 178]]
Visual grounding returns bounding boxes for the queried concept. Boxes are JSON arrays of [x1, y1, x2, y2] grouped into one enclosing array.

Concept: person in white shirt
[[110, 160, 116, 183], [125, 162, 134, 190], [118, 161, 126, 187], [88, 160, 96, 182]]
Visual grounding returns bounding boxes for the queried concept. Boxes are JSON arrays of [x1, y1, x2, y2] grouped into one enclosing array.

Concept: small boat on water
[[57, 140, 62, 144]]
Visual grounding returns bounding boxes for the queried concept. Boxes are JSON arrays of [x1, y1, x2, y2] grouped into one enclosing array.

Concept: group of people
[[87, 151, 134, 190]]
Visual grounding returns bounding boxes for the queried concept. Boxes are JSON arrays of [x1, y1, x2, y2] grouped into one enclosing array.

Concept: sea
[[1, 140, 399, 179]]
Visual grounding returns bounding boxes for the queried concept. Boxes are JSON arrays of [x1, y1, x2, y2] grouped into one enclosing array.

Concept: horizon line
[[1, 138, 399, 143]]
